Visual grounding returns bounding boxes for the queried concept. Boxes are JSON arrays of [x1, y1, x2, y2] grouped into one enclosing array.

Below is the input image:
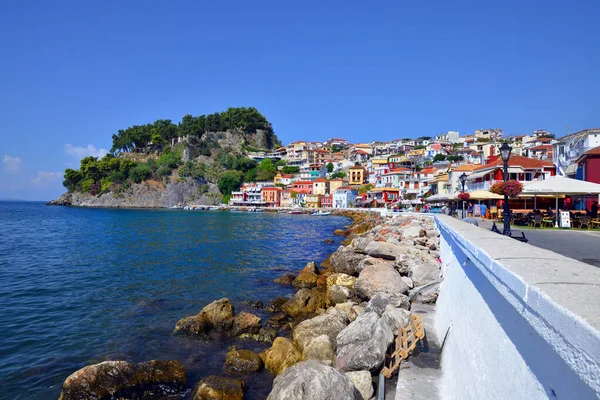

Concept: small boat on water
[[168, 205, 183, 209], [311, 211, 332, 216], [288, 210, 303, 214], [208, 206, 220, 211], [248, 207, 263, 212]]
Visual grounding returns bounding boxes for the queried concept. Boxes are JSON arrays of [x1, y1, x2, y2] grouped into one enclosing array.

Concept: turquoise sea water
[[0, 201, 348, 399]]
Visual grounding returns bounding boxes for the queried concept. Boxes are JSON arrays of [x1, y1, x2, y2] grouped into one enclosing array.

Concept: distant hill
[[52, 107, 281, 208]]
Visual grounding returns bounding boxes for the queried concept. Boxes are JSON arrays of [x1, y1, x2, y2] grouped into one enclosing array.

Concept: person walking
[[592, 201, 599, 218], [480, 203, 488, 219], [468, 202, 474, 218]]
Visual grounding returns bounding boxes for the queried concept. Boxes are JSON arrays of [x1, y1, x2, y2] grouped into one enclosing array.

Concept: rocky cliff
[[48, 180, 220, 208]]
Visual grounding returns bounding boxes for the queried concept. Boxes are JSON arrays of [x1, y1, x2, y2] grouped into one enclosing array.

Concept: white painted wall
[[434, 215, 600, 399]]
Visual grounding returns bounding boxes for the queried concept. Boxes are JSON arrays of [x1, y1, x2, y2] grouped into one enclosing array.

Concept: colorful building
[[333, 187, 358, 208], [306, 194, 322, 209], [321, 194, 333, 208], [349, 166, 366, 185], [261, 187, 282, 207], [313, 178, 330, 195]]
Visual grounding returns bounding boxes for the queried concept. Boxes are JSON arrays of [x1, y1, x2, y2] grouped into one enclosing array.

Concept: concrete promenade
[[434, 215, 600, 399], [475, 218, 600, 268]]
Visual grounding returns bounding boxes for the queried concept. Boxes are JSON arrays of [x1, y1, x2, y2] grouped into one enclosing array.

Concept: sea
[[0, 201, 349, 399]]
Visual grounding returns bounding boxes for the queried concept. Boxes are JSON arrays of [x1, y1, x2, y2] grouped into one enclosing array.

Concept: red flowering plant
[[457, 192, 471, 201], [490, 180, 523, 197]]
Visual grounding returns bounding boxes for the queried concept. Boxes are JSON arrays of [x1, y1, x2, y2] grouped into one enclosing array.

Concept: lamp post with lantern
[[499, 142, 513, 235], [459, 172, 468, 219]]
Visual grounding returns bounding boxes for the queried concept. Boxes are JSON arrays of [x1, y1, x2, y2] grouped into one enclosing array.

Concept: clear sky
[[1, 0, 598, 200]]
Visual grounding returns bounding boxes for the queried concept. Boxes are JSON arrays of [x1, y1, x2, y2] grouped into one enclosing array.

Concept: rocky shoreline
[[58, 211, 441, 400]]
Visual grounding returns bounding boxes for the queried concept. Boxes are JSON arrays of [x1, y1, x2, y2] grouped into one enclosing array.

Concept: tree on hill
[[255, 159, 277, 181], [110, 107, 278, 154], [326, 162, 334, 173], [433, 154, 447, 162]]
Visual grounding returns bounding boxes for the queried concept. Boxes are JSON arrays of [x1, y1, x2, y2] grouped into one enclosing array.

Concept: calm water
[[0, 202, 348, 399]]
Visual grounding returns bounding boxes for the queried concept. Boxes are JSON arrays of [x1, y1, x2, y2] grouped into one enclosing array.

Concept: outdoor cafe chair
[[579, 216, 591, 230], [542, 215, 554, 228], [591, 218, 600, 230], [529, 215, 542, 228]]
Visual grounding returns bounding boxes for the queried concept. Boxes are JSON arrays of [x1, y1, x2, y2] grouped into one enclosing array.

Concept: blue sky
[[1, 0, 598, 200]]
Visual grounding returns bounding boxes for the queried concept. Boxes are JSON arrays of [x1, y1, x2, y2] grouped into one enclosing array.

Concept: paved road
[[472, 219, 600, 268]]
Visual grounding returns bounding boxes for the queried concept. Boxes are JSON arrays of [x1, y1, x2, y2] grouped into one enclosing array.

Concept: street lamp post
[[499, 142, 513, 236], [459, 173, 468, 219]]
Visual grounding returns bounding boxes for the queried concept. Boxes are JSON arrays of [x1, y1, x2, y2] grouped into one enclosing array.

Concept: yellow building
[[306, 194, 322, 209], [329, 178, 347, 194], [274, 172, 283, 186], [312, 178, 329, 195], [349, 166, 366, 185]]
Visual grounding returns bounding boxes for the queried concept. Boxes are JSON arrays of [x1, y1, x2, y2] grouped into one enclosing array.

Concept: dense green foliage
[[326, 162, 334, 173], [110, 107, 279, 153], [433, 154, 447, 162], [255, 159, 277, 181], [281, 166, 300, 174], [331, 171, 346, 179]]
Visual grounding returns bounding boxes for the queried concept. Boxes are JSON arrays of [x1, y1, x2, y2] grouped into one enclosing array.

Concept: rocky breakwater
[[263, 213, 441, 400], [57, 213, 441, 399]]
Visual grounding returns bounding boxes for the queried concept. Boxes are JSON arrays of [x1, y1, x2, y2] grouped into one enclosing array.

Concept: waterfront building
[[466, 155, 555, 192], [329, 178, 347, 194], [261, 187, 282, 207], [306, 193, 322, 209], [312, 178, 329, 196], [321, 194, 333, 208], [333, 187, 358, 208]]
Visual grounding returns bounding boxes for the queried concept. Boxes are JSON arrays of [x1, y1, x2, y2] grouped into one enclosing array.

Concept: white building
[[553, 128, 600, 177], [333, 187, 358, 208], [435, 131, 460, 143]]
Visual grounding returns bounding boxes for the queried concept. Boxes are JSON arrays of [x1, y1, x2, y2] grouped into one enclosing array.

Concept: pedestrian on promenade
[[468, 202, 473, 218], [592, 201, 599, 218], [481, 203, 488, 219]]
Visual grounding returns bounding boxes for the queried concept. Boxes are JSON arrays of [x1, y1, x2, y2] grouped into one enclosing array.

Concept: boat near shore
[[311, 211, 331, 216]]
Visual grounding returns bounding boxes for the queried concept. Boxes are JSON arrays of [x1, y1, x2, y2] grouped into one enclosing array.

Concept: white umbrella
[[521, 176, 600, 227]]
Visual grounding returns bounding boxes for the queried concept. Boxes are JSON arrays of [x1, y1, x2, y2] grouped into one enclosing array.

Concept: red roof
[[314, 178, 327, 182], [584, 146, 600, 156], [263, 187, 282, 191], [293, 180, 314, 185], [282, 174, 294, 178], [474, 155, 554, 171], [528, 145, 552, 151]]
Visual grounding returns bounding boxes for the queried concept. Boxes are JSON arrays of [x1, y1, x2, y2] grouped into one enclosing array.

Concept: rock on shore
[[58, 360, 186, 400], [267, 360, 362, 400]]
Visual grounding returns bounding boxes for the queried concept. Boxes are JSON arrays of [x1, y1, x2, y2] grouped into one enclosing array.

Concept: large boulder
[[326, 273, 357, 289], [267, 360, 361, 400], [281, 288, 326, 317], [409, 281, 441, 304], [364, 241, 410, 260], [402, 225, 426, 240], [174, 298, 234, 336], [232, 311, 261, 337], [381, 305, 411, 333], [355, 263, 408, 300], [329, 246, 366, 276], [58, 360, 186, 400], [224, 348, 263, 374], [410, 258, 441, 287], [345, 370, 374, 400], [349, 235, 374, 254], [274, 273, 295, 285], [260, 337, 303, 376], [302, 334, 336, 365], [334, 301, 363, 322], [292, 261, 319, 288], [335, 312, 394, 372], [193, 375, 244, 400], [292, 308, 348, 351], [364, 292, 409, 315], [326, 285, 353, 306]]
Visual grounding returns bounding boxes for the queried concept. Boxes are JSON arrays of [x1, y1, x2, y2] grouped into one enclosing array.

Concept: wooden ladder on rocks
[[381, 314, 425, 379]]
